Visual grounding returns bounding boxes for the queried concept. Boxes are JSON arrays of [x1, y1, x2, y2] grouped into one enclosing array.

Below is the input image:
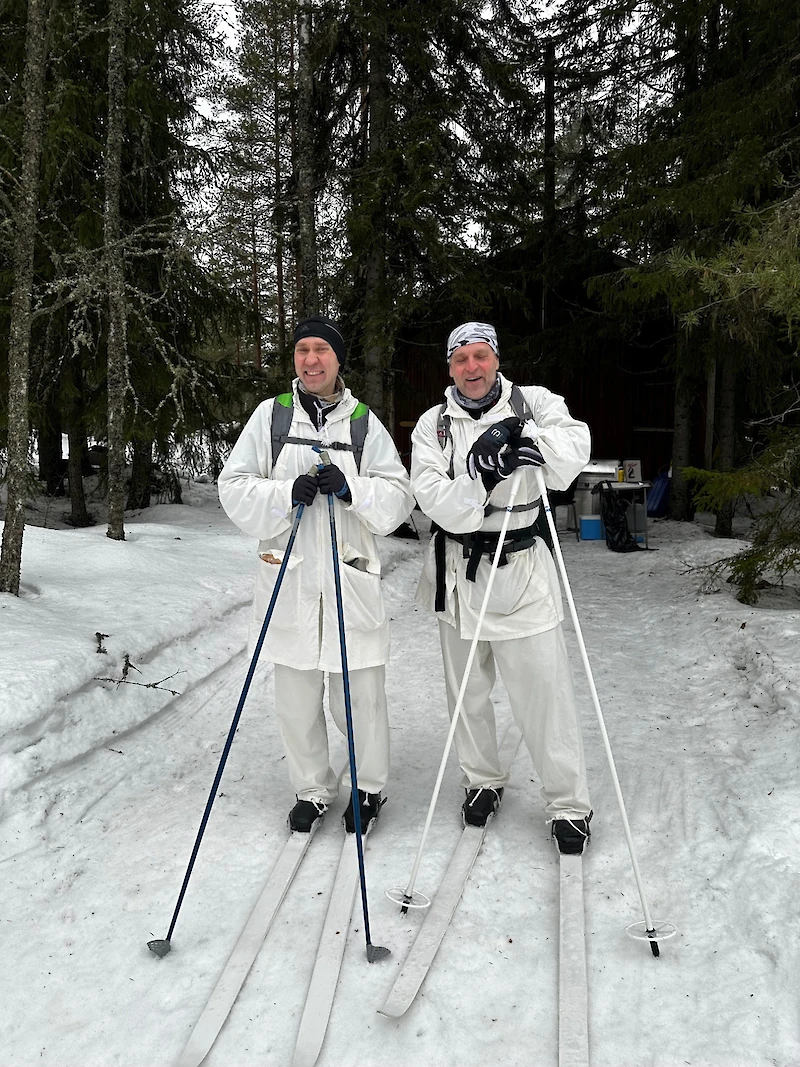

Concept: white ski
[[175, 826, 319, 1067], [378, 822, 487, 1018], [378, 725, 523, 1018], [558, 852, 588, 1067], [291, 833, 363, 1067]]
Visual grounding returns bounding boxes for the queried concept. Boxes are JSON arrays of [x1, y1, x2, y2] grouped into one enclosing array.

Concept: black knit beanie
[[293, 315, 347, 369]]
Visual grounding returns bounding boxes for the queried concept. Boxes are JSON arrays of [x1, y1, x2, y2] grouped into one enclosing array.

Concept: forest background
[[1, 0, 799, 602]]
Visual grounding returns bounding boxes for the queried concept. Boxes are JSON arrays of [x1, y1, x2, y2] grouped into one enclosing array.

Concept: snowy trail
[[1, 615, 281, 1067], [2, 505, 800, 1066], [565, 535, 800, 1066], [0, 601, 252, 863]]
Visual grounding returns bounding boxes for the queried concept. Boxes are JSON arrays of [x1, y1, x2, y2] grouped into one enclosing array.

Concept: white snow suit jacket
[[411, 374, 591, 641], [218, 381, 414, 671]]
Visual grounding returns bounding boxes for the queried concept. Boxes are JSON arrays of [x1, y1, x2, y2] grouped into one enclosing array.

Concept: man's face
[[294, 337, 340, 396], [448, 342, 499, 400]]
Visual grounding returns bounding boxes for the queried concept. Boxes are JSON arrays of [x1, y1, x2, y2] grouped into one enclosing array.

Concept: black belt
[[432, 522, 539, 612]]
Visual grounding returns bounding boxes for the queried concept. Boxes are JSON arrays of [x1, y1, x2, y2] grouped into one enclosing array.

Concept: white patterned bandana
[[446, 321, 499, 361]]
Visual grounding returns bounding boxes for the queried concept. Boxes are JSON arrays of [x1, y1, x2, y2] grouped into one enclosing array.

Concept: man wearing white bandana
[[219, 315, 414, 837], [411, 321, 593, 853]]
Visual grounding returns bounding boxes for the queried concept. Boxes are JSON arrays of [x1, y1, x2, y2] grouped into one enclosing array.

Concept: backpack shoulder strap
[[436, 402, 455, 478], [349, 402, 369, 472], [270, 393, 295, 470], [509, 384, 534, 423]]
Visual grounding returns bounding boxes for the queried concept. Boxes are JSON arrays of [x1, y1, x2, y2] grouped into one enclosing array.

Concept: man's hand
[[466, 417, 522, 479], [317, 462, 351, 500], [292, 473, 319, 506], [479, 441, 545, 491], [495, 441, 545, 478]]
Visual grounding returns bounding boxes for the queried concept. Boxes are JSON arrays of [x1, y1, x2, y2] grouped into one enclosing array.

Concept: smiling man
[[218, 315, 413, 836], [410, 320, 594, 853]]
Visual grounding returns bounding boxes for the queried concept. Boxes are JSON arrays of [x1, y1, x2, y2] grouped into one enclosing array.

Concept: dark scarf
[[453, 376, 502, 418]]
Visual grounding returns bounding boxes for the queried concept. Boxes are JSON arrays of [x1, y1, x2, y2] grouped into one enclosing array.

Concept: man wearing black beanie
[[218, 316, 413, 836], [293, 314, 347, 368]]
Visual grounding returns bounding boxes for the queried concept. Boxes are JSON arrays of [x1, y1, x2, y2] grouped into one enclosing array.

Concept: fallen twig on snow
[[95, 653, 184, 696]]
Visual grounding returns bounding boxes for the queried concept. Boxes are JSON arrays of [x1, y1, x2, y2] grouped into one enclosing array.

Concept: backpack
[[270, 392, 369, 473], [595, 481, 644, 552], [437, 384, 539, 515]]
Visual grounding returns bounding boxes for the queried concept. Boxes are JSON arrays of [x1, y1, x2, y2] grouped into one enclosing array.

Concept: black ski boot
[[462, 786, 504, 827], [343, 790, 384, 834], [288, 797, 327, 833], [551, 813, 592, 854]]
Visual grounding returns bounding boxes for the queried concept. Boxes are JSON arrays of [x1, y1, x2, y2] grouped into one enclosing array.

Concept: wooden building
[[392, 243, 678, 483]]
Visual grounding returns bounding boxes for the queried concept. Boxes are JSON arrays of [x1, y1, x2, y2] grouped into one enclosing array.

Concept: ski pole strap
[[430, 521, 540, 608]]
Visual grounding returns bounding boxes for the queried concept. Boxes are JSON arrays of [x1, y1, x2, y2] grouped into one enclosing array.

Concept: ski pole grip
[[312, 446, 332, 467]]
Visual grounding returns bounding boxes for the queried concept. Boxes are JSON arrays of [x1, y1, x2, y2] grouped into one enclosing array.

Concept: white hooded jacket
[[218, 381, 414, 671], [411, 373, 590, 641]]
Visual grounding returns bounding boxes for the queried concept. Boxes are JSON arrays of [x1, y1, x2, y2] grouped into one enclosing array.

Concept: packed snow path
[[1, 498, 798, 1066]]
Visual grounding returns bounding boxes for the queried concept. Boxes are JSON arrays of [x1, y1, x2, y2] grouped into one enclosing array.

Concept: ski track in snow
[[1, 502, 799, 1067]]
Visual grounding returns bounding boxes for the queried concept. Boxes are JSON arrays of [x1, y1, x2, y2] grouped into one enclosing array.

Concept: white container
[[575, 459, 619, 516]]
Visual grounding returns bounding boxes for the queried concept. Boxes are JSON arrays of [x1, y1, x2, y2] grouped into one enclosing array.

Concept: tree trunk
[[250, 163, 262, 370], [0, 0, 51, 596], [704, 357, 717, 469], [361, 15, 391, 424], [295, 1, 318, 317], [273, 10, 287, 361], [669, 341, 695, 521], [127, 437, 152, 509], [63, 357, 93, 527], [714, 356, 737, 537], [541, 38, 556, 332], [37, 398, 64, 496], [105, 0, 128, 541], [288, 15, 299, 326]]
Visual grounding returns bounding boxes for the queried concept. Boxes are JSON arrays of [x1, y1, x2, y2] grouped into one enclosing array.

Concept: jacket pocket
[[252, 549, 303, 632], [338, 544, 385, 631], [466, 544, 544, 616]]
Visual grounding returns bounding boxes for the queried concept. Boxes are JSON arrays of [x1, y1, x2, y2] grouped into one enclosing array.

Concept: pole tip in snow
[[367, 944, 391, 963], [147, 938, 172, 958], [385, 887, 430, 911], [625, 919, 676, 955]]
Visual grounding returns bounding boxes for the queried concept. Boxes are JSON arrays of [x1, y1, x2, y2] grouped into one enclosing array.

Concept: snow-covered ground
[[1, 485, 799, 1067]]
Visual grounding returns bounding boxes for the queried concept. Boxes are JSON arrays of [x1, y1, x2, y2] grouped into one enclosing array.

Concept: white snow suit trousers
[[273, 662, 389, 802], [438, 619, 591, 820]]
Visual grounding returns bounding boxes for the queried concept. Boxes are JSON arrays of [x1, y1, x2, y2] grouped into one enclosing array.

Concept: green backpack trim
[[270, 393, 370, 472]]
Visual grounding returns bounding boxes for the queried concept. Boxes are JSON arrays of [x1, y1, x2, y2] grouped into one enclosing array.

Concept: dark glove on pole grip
[[292, 473, 319, 506], [466, 417, 523, 479]]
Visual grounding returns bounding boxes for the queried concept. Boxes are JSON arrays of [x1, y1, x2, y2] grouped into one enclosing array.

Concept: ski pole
[[387, 470, 523, 913], [316, 448, 390, 963], [148, 496, 309, 959], [535, 466, 675, 956]]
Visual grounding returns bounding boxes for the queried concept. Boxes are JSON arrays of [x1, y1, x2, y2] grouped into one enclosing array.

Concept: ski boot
[[462, 786, 504, 827]]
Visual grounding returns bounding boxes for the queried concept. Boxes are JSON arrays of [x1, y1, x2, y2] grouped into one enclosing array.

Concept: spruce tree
[[0, 0, 52, 595]]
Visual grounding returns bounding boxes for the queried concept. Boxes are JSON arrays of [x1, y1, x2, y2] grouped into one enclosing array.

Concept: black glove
[[317, 462, 351, 500], [496, 440, 545, 477], [480, 441, 544, 491], [291, 473, 319, 507], [466, 418, 522, 479]]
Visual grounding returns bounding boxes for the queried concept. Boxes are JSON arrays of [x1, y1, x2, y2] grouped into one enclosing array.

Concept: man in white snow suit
[[218, 316, 414, 835], [410, 320, 593, 854]]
